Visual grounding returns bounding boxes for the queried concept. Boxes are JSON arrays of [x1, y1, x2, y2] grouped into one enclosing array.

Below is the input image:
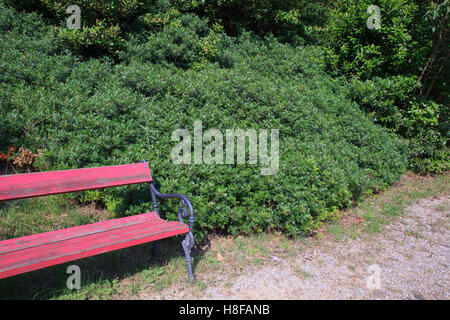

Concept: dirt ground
[[131, 195, 449, 300]]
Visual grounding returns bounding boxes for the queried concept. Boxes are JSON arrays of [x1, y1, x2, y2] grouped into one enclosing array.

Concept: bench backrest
[[0, 163, 152, 201]]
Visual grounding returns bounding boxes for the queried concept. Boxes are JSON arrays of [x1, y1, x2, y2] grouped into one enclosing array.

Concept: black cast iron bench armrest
[[149, 183, 195, 280]]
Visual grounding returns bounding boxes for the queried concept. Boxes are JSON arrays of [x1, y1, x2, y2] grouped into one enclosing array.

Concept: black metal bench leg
[[181, 232, 195, 282], [152, 240, 159, 259]]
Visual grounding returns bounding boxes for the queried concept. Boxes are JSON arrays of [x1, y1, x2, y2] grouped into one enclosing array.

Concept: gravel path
[[135, 196, 449, 300]]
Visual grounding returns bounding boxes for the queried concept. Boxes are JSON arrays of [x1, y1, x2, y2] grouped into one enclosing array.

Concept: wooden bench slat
[[0, 163, 152, 201], [0, 212, 161, 254], [1, 222, 184, 268], [0, 214, 188, 279]]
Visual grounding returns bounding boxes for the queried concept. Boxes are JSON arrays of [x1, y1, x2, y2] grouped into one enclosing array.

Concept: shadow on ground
[[0, 236, 209, 300]]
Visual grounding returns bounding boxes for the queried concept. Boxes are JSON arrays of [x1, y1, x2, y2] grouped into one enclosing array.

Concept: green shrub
[[0, 7, 408, 240], [57, 20, 124, 56], [124, 14, 232, 69], [1, 0, 188, 57], [3, 0, 146, 24], [327, 0, 449, 173], [328, 0, 418, 78], [200, 0, 331, 43], [347, 76, 449, 173]]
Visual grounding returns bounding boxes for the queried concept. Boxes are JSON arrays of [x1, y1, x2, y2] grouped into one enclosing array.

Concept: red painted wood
[[0, 163, 152, 201], [0, 213, 188, 279], [0, 212, 161, 254]]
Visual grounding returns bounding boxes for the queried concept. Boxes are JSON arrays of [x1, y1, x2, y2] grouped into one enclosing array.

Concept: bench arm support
[[149, 182, 195, 281], [149, 183, 194, 232]]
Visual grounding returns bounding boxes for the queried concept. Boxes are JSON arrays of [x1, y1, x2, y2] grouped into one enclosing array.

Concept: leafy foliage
[[328, 0, 449, 173], [1, 0, 180, 56], [200, 0, 331, 43], [0, 6, 408, 239], [348, 76, 448, 172]]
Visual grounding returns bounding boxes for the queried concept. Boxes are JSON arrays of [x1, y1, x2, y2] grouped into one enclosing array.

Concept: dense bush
[[327, 0, 449, 173], [1, 0, 188, 56], [329, 0, 417, 78], [2, 0, 334, 56], [328, 0, 449, 97], [124, 14, 233, 69], [348, 76, 448, 173], [201, 0, 301, 42], [0, 6, 408, 239]]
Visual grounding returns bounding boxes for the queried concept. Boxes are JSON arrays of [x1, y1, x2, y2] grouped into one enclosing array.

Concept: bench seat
[[0, 212, 188, 279]]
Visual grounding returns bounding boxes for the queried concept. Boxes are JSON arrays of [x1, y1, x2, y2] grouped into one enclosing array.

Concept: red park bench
[[0, 161, 195, 282]]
